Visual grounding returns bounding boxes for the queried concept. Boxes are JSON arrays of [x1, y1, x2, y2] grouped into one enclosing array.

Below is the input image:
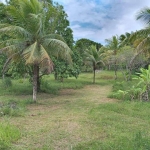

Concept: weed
[[0, 123, 21, 149]]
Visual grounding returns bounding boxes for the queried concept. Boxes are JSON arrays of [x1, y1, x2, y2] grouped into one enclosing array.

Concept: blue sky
[[1, 0, 150, 44], [53, 0, 150, 44]]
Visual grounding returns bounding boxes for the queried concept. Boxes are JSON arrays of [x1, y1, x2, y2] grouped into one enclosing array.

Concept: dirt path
[[10, 84, 116, 150]]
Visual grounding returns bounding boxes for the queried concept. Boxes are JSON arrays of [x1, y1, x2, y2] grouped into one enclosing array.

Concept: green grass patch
[[82, 101, 150, 150], [73, 132, 150, 150], [41, 71, 115, 94], [1, 71, 149, 149], [0, 123, 21, 149], [0, 78, 32, 96], [0, 99, 33, 117]]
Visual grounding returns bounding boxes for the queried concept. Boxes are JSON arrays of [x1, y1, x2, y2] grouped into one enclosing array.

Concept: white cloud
[[0, 0, 6, 3], [54, 0, 150, 44]]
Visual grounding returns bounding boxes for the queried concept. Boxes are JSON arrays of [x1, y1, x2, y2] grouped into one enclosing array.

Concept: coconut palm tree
[[130, 7, 150, 66], [119, 32, 132, 46], [0, 0, 72, 102], [84, 45, 104, 83], [105, 36, 121, 79]]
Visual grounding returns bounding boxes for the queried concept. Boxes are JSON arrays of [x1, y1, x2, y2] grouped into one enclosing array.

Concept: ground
[[1, 72, 150, 150], [7, 84, 115, 150]]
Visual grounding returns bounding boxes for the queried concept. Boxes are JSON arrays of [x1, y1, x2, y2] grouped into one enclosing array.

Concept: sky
[[1, 0, 150, 44], [53, 0, 150, 44]]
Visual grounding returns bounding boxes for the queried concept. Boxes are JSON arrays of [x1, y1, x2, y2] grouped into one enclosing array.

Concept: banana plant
[[134, 65, 150, 100]]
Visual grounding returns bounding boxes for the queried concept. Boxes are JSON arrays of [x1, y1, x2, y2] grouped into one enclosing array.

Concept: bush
[[2, 78, 12, 88]]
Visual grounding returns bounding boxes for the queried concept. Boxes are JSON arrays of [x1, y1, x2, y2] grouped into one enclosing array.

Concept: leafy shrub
[[111, 66, 150, 101], [112, 82, 124, 92]]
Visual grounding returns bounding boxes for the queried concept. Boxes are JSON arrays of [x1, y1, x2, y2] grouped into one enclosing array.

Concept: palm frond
[[136, 7, 150, 25], [6, 5, 26, 26], [129, 37, 150, 66], [43, 39, 72, 63], [23, 42, 39, 64], [2, 52, 19, 74], [39, 44, 53, 74], [42, 34, 66, 43], [0, 25, 31, 38], [0, 45, 18, 56]]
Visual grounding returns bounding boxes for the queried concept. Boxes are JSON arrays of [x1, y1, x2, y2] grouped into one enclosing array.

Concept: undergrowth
[[0, 99, 33, 117], [0, 123, 21, 149]]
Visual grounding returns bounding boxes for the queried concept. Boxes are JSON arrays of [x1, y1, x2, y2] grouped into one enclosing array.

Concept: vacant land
[[0, 72, 150, 150]]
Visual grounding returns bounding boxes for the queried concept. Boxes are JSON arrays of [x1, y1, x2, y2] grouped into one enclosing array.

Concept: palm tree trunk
[[93, 65, 96, 84], [37, 66, 40, 92], [54, 72, 58, 80], [114, 60, 118, 80], [33, 64, 38, 102]]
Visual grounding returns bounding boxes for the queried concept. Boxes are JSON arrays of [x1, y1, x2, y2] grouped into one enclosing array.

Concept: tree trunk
[[2, 74, 5, 80], [54, 72, 58, 80], [33, 64, 38, 102], [93, 65, 96, 84], [37, 66, 40, 92], [114, 60, 118, 80]]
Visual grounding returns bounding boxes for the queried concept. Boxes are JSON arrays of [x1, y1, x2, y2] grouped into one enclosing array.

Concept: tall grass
[[0, 123, 21, 149], [73, 132, 150, 150], [0, 99, 33, 117]]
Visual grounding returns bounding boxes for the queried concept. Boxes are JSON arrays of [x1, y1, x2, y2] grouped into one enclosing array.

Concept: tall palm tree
[[119, 32, 132, 46], [129, 8, 150, 68], [105, 36, 120, 79], [0, 0, 72, 102], [84, 45, 104, 83]]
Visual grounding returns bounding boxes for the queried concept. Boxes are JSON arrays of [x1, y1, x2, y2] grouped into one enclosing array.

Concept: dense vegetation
[[0, 0, 150, 149]]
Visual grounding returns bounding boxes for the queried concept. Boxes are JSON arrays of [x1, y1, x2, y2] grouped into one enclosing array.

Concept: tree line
[[0, 0, 150, 101]]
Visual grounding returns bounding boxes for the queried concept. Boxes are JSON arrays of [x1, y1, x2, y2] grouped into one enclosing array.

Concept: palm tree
[[105, 36, 120, 79], [0, 0, 72, 102], [100, 47, 114, 70], [84, 45, 104, 83], [129, 7, 150, 66], [119, 32, 132, 46]]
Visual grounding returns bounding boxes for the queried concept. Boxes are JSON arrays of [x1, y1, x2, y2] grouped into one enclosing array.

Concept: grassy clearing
[[0, 71, 150, 149]]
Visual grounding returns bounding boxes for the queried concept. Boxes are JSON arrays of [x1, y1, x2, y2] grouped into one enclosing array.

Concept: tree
[[7, 0, 74, 48], [129, 7, 150, 67], [75, 38, 103, 57], [52, 49, 82, 81], [0, 0, 72, 102], [105, 36, 121, 79], [84, 45, 104, 83], [54, 3, 74, 49], [0, 3, 9, 78], [119, 32, 132, 46]]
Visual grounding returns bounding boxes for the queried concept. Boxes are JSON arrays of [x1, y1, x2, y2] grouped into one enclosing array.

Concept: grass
[[0, 71, 150, 149], [0, 122, 21, 150], [0, 99, 33, 117]]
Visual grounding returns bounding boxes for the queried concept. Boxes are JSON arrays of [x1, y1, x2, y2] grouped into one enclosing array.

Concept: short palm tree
[[84, 45, 104, 83], [0, 0, 72, 102], [105, 36, 121, 79]]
